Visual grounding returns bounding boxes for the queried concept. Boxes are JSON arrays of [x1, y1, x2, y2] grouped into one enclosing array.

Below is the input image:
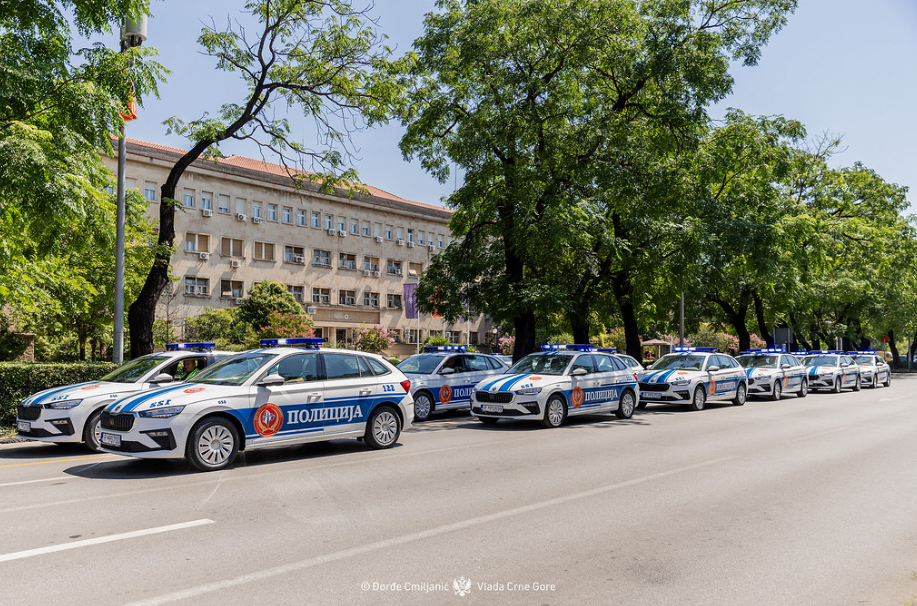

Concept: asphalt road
[[2, 375, 917, 606]]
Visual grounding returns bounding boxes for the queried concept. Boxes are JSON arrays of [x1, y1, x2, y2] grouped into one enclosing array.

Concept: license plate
[[481, 405, 503, 413], [17, 421, 29, 433], [101, 433, 121, 447]]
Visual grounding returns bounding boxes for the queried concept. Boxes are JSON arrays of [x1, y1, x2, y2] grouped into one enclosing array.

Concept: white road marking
[[0, 519, 214, 563], [123, 457, 735, 606], [879, 395, 912, 402], [0, 476, 69, 488]]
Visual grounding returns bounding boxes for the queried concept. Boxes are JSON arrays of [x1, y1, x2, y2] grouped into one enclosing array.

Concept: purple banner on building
[[404, 283, 418, 319]]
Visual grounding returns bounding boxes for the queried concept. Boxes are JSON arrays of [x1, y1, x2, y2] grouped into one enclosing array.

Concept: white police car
[[97, 339, 413, 471], [397, 346, 508, 421], [735, 348, 808, 400], [848, 351, 891, 388], [16, 343, 231, 451], [599, 348, 647, 381], [801, 351, 861, 393], [638, 347, 747, 411], [469, 345, 639, 428]]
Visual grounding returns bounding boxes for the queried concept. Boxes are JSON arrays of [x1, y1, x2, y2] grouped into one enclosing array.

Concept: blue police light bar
[[846, 350, 876, 355], [424, 345, 467, 352], [166, 342, 215, 351], [540, 344, 594, 352], [260, 338, 325, 348], [597, 348, 618, 353], [807, 350, 843, 354], [673, 346, 718, 353]]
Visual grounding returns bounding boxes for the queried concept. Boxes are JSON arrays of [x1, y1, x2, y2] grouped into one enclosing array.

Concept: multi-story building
[[105, 139, 493, 355]]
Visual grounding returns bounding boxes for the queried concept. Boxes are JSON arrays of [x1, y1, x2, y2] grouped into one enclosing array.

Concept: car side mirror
[[439, 368, 455, 375], [707, 365, 720, 372], [259, 374, 286, 387], [571, 367, 588, 376], [839, 362, 848, 368], [150, 373, 173, 384], [781, 363, 791, 369]]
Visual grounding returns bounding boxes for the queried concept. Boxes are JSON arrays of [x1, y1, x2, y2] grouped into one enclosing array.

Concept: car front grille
[[17, 404, 41, 421], [101, 412, 134, 432], [475, 391, 513, 404], [638, 382, 670, 392]]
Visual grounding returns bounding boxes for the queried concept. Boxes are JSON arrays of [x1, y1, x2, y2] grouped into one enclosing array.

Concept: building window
[[470, 332, 479, 345], [418, 230, 425, 245], [144, 182, 157, 202], [184, 276, 209, 296], [396, 226, 404, 240], [363, 256, 380, 272], [201, 192, 213, 211], [287, 285, 304, 302], [311, 211, 321, 228], [235, 197, 246, 215], [364, 291, 379, 308], [385, 224, 393, 240], [408, 262, 423, 277], [388, 294, 402, 309], [362, 221, 371, 237], [350, 219, 359, 235], [183, 188, 195, 208], [374, 223, 382, 238], [218, 194, 231, 214], [339, 253, 357, 270], [220, 280, 244, 299], [253, 241, 275, 261], [284, 245, 305, 263], [337, 216, 346, 231], [325, 214, 333, 230], [407, 228, 415, 244], [104, 184, 114, 194], [184, 232, 210, 253], [267, 204, 278, 221], [404, 328, 420, 343], [252, 203, 262, 219], [282, 206, 292, 224], [438, 234, 444, 248], [312, 249, 331, 267], [387, 260, 403, 276], [220, 237, 244, 257], [297, 209, 306, 226], [339, 290, 356, 305], [312, 287, 331, 304]]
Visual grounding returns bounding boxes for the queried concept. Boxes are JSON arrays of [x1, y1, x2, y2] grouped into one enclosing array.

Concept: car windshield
[[851, 356, 875, 366], [397, 354, 445, 374], [649, 355, 706, 371], [804, 356, 839, 367], [191, 352, 279, 386], [100, 354, 170, 383], [507, 353, 572, 376], [737, 355, 778, 368]]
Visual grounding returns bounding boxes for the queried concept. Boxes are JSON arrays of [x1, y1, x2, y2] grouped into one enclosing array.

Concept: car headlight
[[514, 387, 542, 395], [139, 406, 185, 418], [47, 399, 83, 410], [670, 380, 690, 386]]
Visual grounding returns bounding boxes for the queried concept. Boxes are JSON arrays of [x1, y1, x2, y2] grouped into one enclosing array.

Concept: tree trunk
[[610, 270, 642, 362], [888, 329, 900, 368], [90, 337, 97, 362], [513, 311, 537, 363], [752, 292, 773, 346], [709, 293, 750, 353], [568, 298, 591, 345]]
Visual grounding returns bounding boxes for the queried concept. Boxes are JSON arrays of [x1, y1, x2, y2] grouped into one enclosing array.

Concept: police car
[[848, 351, 891, 388], [97, 338, 413, 471], [16, 343, 231, 451], [801, 351, 861, 393], [599, 348, 647, 381], [396, 346, 508, 421], [638, 347, 747, 411], [735, 348, 808, 400], [469, 344, 639, 428]]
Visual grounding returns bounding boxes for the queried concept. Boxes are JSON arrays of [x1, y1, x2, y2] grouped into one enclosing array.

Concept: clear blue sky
[[115, 0, 916, 212]]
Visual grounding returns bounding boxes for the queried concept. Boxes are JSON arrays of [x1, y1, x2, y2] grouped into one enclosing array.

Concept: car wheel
[[832, 377, 842, 393], [689, 386, 706, 411], [883, 373, 891, 387], [771, 381, 782, 401], [364, 405, 401, 449], [82, 409, 103, 452], [798, 379, 808, 398], [477, 416, 500, 425], [871, 374, 878, 389], [413, 391, 434, 422], [541, 395, 567, 428], [732, 382, 747, 406], [615, 390, 636, 419], [187, 417, 240, 472], [852, 375, 861, 391]]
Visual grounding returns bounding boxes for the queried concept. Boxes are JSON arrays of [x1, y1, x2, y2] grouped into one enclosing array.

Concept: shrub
[[237, 281, 305, 331], [0, 362, 118, 425], [251, 311, 315, 348], [498, 336, 515, 356], [353, 325, 398, 355]]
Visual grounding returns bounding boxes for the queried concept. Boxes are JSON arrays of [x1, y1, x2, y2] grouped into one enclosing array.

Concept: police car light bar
[[846, 350, 876, 355], [597, 348, 618, 353], [745, 348, 786, 354], [672, 346, 718, 353], [424, 345, 467, 352], [166, 342, 215, 351], [540, 344, 595, 352], [260, 338, 325, 348], [807, 350, 843, 354]]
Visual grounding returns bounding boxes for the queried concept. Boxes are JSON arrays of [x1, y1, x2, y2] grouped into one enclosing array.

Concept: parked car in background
[[638, 347, 747, 411], [736, 349, 808, 400], [848, 351, 891, 388], [800, 351, 861, 393]]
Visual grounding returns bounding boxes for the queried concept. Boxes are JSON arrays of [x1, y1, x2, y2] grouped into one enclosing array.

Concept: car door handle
[[359, 389, 372, 396], [308, 393, 322, 403]]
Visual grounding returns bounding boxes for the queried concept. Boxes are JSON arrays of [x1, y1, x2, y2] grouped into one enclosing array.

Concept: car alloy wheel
[[414, 392, 434, 422]]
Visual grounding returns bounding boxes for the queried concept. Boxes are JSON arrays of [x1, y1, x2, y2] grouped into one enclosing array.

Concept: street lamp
[[113, 16, 147, 364]]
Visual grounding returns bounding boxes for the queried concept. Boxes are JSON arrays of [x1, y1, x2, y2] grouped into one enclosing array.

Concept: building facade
[[106, 140, 493, 355]]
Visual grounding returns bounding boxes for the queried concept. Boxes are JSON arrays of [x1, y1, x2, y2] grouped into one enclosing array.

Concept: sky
[[111, 0, 917, 213]]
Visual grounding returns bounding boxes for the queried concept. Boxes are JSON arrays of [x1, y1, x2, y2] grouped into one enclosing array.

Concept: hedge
[[0, 362, 118, 425]]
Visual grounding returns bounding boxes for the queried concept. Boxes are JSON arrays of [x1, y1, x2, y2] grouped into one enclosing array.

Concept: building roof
[[122, 138, 451, 218]]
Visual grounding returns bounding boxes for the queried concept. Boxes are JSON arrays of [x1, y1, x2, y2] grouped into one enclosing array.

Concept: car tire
[[883, 373, 891, 387], [413, 391, 435, 422], [832, 377, 842, 393], [187, 417, 240, 472], [852, 375, 861, 391], [870, 374, 878, 389], [364, 405, 402, 449], [798, 379, 808, 398], [82, 409, 103, 452], [732, 382, 747, 406], [771, 381, 782, 401], [689, 386, 706, 411], [541, 395, 567, 428], [477, 416, 499, 425], [615, 390, 636, 419]]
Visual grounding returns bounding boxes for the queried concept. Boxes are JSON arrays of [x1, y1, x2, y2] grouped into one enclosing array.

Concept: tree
[[128, 0, 409, 356], [237, 280, 306, 331], [402, 0, 798, 360]]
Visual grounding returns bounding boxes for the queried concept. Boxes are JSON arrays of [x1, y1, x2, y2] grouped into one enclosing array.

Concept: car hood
[[22, 381, 143, 407], [104, 383, 238, 414], [474, 373, 563, 393], [641, 369, 705, 384], [744, 367, 779, 379], [806, 365, 838, 375]]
